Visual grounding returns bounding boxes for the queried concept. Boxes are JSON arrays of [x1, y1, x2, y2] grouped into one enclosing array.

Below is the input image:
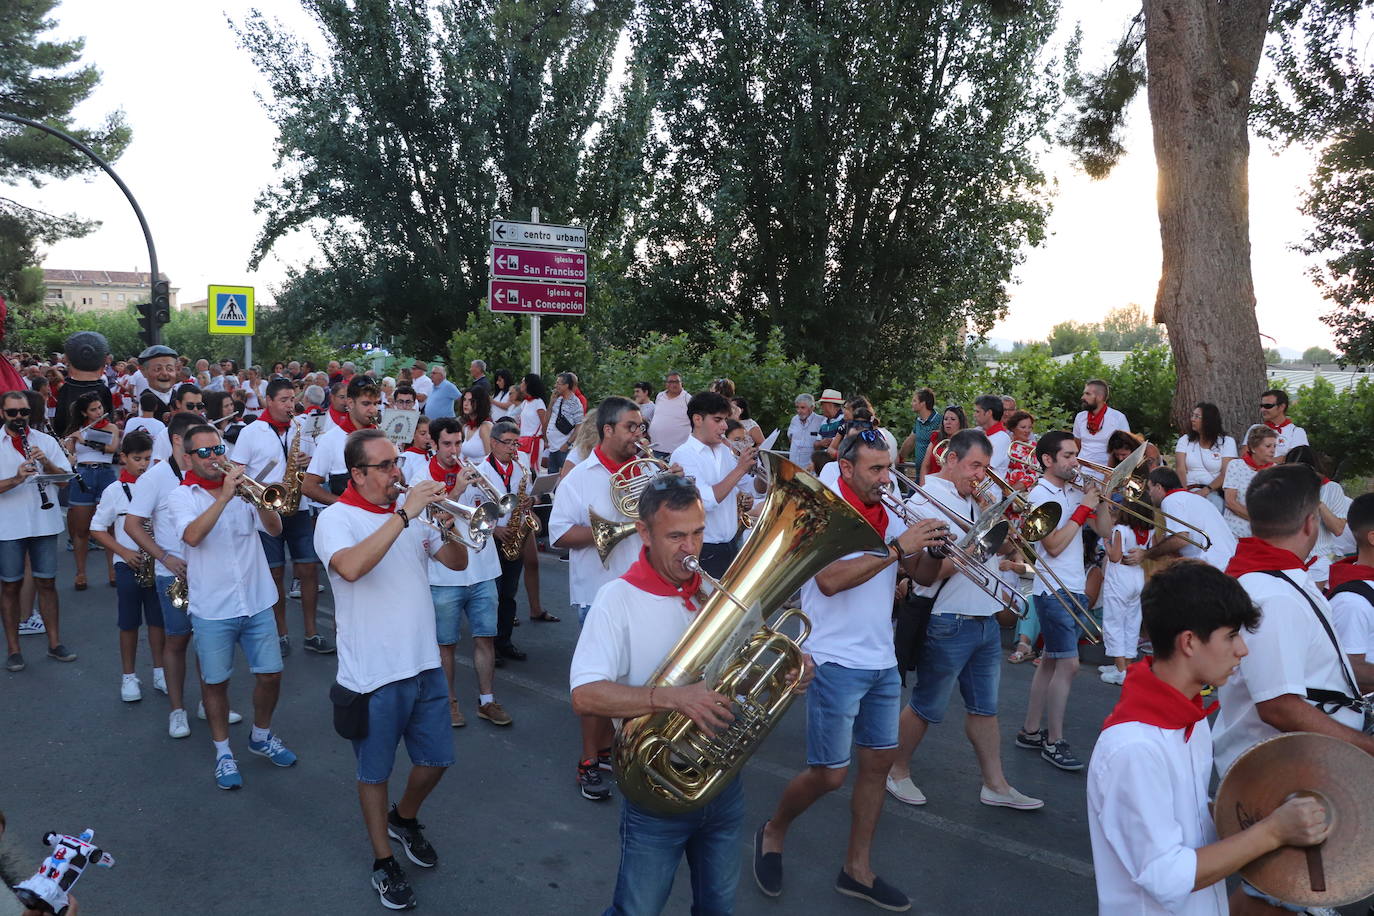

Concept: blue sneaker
[[248, 733, 298, 767], [215, 754, 242, 790]]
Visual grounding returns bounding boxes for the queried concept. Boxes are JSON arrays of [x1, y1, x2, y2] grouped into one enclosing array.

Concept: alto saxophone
[[279, 423, 306, 516], [498, 464, 541, 562], [133, 518, 157, 589]]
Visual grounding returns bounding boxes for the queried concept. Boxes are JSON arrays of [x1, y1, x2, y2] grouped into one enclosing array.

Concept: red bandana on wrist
[[1102, 658, 1216, 742], [118, 468, 139, 484], [1084, 404, 1109, 435], [621, 547, 703, 611], [1225, 537, 1313, 577], [338, 481, 394, 513], [258, 413, 292, 433], [180, 470, 224, 491], [1329, 557, 1374, 590], [839, 476, 888, 538], [429, 455, 460, 492], [1242, 453, 1274, 471]]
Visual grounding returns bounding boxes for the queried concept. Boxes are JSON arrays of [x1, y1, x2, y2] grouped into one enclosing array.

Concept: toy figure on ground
[[11, 829, 112, 915]]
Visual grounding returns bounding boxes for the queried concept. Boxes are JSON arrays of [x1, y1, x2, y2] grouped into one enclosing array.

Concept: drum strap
[[1260, 570, 1364, 715]]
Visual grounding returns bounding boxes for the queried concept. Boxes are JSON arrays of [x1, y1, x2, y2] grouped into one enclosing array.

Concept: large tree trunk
[[1144, 0, 1271, 439]]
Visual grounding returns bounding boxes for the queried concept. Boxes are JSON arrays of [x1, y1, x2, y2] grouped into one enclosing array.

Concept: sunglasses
[[183, 402, 205, 410], [190, 444, 227, 458], [3, 407, 31, 418], [1259, 402, 1278, 409]]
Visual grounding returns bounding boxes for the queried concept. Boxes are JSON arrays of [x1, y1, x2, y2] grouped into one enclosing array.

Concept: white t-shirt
[[546, 396, 583, 452], [1088, 718, 1227, 915], [72, 423, 115, 464], [1073, 406, 1131, 469], [985, 427, 1011, 477], [649, 391, 691, 454], [1329, 583, 1374, 662], [1173, 435, 1237, 488], [547, 454, 641, 607], [1027, 477, 1088, 595], [670, 435, 740, 545], [410, 374, 434, 400], [398, 449, 430, 487], [519, 399, 547, 439], [306, 424, 351, 496], [1309, 480, 1353, 585], [904, 475, 999, 616], [637, 400, 655, 427], [166, 483, 276, 621], [232, 418, 294, 484], [91, 476, 142, 565], [1103, 524, 1146, 599], [1268, 420, 1308, 459], [421, 464, 500, 587], [1221, 460, 1266, 538], [129, 369, 148, 400], [315, 501, 445, 693], [1159, 490, 1237, 571], [0, 429, 72, 540], [124, 416, 165, 442], [570, 577, 696, 694], [126, 458, 184, 577], [1212, 567, 1362, 776]]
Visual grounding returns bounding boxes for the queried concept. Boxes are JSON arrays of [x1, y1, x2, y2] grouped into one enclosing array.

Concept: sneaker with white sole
[[303, 634, 334, 654], [1100, 669, 1126, 686], [287, 578, 302, 599], [197, 701, 243, 724], [121, 675, 142, 703], [1097, 664, 1117, 674], [18, 612, 45, 636], [371, 857, 416, 910], [169, 708, 191, 739], [1041, 739, 1085, 772], [215, 754, 242, 790], [885, 774, 927, 806], [248, 733, 298, 767], [279, 635, 291, 657], [979, 785, 1045, 810], [152, 670, 168, 694]]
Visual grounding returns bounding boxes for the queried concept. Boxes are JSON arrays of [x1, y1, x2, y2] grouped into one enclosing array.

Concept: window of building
[[117, 293, 125, 301], [101, 292, 109, 301]]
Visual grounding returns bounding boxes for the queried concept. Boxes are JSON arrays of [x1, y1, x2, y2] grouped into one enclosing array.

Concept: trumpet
[[396, 483, 498, 551], [460, 458, 516, 516], [213, 460, 289, 512], [609, 442, 671, 519], [721, 434, 772, 489]]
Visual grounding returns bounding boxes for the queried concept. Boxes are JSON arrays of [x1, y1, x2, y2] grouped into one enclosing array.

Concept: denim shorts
[[352, 667, 455, 784], [805, 663, 901, 768], [115, 562, 164, 631], [577, 603, 592, 625], [1239, 879, 1307, 912], [0, 535, 58, 582], [155, 574, 193, 637], [259, 509, 318, 568], [192, 608, 283, 685], [909, 614, 1002, 723], [431, 579, 497, 644], [69, 463, 117, 507], [1035, 590, 1089, 660]]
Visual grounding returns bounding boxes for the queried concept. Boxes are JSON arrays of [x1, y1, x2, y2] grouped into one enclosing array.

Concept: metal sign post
[[530, 208, 541, 376]]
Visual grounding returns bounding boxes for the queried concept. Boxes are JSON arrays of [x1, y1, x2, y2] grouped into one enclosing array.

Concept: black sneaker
[[1014, 728, 1047, 750], [46, 644, 77, 662], [386, 805, 437, 867], [578, 757, 612, 801], [303, 634, 335, 654], [370, 858, 416, 910], [753, 821, 782, 897], [1041, 739, 1085, 772], [834, 869, 911, 911], [5, 653, 24, 672], [597, 746, 614, 772]]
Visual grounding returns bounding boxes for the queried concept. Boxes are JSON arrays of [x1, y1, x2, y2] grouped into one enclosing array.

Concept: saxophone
[[133, 518, 157, 588], [279, 423, 306, 516], [498, 463, 541, 562]]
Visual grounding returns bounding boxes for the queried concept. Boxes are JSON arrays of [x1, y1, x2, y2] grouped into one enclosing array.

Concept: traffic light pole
[[0, 112, 166, 345]]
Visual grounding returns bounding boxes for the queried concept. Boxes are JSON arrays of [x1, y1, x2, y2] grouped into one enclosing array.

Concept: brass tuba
[[614, 453, 888, 815]]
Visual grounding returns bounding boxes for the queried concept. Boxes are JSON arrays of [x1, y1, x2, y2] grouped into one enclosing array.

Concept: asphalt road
[[3, 545, 1365, 915]]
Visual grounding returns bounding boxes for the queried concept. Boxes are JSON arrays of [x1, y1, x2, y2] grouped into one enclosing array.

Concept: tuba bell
[[614, 453, 888, 815]]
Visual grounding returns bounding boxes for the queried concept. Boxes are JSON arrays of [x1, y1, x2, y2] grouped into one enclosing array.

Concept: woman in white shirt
[[63, 391, 122, 589], [489, 369, 516, 421], [517, 373, 548, 473], [1174, 402, 1237, 511], [1222, 426, 1277, 538], [459, 387, 492, 462]]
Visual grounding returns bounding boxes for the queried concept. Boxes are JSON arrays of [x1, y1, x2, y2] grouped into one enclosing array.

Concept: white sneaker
[[197, 701, 244, 724], [980, 785, 1045, 810], [18, 612, 45, 636], [169, 708, 191, 739], [885, 774, 927, 806], [1100, 669, 1127, 686], [121, 675, 142, 703], [1097, 664, 1116, 674], [287, 578, 302, 599], [152, 670, 168, 695]]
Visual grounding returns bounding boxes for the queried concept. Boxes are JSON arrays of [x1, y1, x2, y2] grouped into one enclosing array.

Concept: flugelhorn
[[461, 457, 516, 515], [213, 460, 289, 512], [396, 483, 498, 551]]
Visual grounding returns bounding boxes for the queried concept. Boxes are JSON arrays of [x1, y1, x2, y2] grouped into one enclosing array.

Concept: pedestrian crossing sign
[[208, 285, 255, 335]]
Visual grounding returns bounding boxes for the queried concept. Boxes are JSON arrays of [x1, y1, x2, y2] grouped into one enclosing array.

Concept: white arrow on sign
[[490, 219, 587, 250]]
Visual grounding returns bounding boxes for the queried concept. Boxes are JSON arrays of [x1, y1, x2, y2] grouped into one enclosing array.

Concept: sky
[[8, 0, 1339, 353]]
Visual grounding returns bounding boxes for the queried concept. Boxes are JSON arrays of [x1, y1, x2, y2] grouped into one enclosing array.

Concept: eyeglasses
[[494, 438, 520, 447], [356, 459, 398, 473], [190, 444, 227, 458], [3, 407, 31, 418], [647, 474, 696, 492], [1259, 402, 1278, 409]]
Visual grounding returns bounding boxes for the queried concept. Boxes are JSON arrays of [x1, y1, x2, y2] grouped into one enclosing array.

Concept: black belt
[[78, 462, 111, 468]]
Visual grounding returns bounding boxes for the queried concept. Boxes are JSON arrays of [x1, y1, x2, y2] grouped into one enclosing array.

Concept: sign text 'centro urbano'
[[489, 219, 586, 250], [488, 279, 586, 316]]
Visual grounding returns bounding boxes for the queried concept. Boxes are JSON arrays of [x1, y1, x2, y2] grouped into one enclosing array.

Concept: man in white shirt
[[549, 396, 654, 802], [972, 394, 1011, 477], [304, 376, 381, 507], [1211, 464, 1374, 913], [1, 391, 75, 672], [425, 417, 510, 728], [167, 424, 296, 791], [314, 428, 467, 912], [648, 371, 690, 458], [1130, 468, 1238, 571], [136, 344, 181, 419], [1258, 389, 1309, 461], [886, 429, 1041, 812], [125, 391, 167, 442], [233, 378, 330, 657], [670, 390, 757, 578], [756, 431, 945, 912], [1015, 431, 1113, 772], [484, 420, 533, 663], [787, 393, 824, 470], [1072, 378, 1130, 470], [1088, 561, 1328, 915], [409, 363, 434, 404]]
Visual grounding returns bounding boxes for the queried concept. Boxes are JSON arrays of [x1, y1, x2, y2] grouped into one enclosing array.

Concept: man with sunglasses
[[150, 384, 206, 464], [1258, 389, 1307, 462], [314, 428, 468, 911], [756, 429, 947, 912], [670, 390, 758, 578], [1, 391, 76, 672], [484, 419, 533, 664], [166, 424, 296, 790], [304, 376, 382, 507]]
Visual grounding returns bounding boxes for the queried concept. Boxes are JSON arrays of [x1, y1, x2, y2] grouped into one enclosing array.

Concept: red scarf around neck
[[404, 446, 429, 456], [839, 476, 888, 538], [118, 468, 139, 484], [1242, 452, 1274, 471], [181, 470, 224, 491], [620, 547, 703, 611], [338, 481, 394, 514], [90, 418, 110, 430], [328, 405, 349, 428], [1328, 557, 1374, 591], [1264, 418, 1293, 432], [594, 444, 635, 476], [429, 455, 460, 492], [489, 454, 514, 489], [1225, 537, 1311, 577], [1084, 403, 1109, 435], [7, 430, 25, 456], [985, 422, 1007, 438], [335, 412, 359, 434], [258, 412, 292, 433], [1102, 658, 1217, 742], [1129, 523, 1152, 546]]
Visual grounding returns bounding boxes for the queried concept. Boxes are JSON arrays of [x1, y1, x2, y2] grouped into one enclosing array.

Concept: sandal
[[1007, 642, 1034, 664], [529, 612, 561, 623], [73, 576, 88, 591]]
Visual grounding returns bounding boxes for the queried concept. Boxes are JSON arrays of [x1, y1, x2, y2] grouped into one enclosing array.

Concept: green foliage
[[1264, 347, 1284, 364], [1302, 346, 1338, 364], [1289, 375, 1374, 478], [1046, 304, 1163, 355], [1058, 14, 1145, 178]]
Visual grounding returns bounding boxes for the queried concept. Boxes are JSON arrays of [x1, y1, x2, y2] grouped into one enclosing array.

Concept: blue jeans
[[0, 535, 58, 582], [430, 579, 497, 644], [192, 608, 283, 684], [605, 777, 744, 916], [909, 614, 1002, 723], [155, 574, 193, 637], [115, 562, 164, 631], [259, 509, 318, 568]]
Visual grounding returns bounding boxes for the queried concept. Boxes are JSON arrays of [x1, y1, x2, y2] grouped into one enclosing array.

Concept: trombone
[[396, 483, 498, 551], [1070, 443, 1212, 552], [460, 457, 516, 515]]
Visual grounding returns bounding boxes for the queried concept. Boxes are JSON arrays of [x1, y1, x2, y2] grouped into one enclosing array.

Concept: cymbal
[[1215, 732, 1374, 907]]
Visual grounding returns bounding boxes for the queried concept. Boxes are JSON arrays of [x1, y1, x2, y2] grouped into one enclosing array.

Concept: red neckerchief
[[1264, 419, 1293, 432], [258, 413, 292, 433], [620, 547, 703, 612], [1102, 658, 1217, 742], [488, 454, 514, 489], [594, 444, 635, 475], [404, 446, 428, 455], [328, 405, 348, 428], [1084, 403, 1109, 435], [465, 417, 482, 430], [338, 481, 394, 514], [429, 455, 460, 492], [839, 476, 888, 538], [180, 470, 224, 491], [1163, 488, 1189, 498], [118, 469, 139, 484], [1328, 557, 1374, 591], [91, 418, 111, 430], [1130, 523, 1151, 546], [7, 430, 24, 456], [1225, 537, 1313, 577], [985, 422, 1007, 437], [1242, 453, 1273, 471], [335, 412, 358, 434]]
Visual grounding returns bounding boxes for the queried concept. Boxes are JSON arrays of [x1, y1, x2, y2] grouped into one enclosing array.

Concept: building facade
[[42, 269, 180, 313]]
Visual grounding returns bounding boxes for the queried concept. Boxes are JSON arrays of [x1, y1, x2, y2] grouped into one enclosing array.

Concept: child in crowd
[[1099, 498, 1147, 686], [1327, 493, 1374, 670], [398, 415, 432, 485]]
